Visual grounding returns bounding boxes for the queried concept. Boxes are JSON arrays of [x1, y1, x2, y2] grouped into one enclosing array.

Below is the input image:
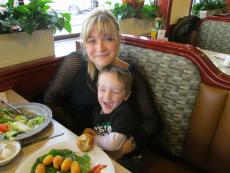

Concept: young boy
[[83, 65, 137, 158]]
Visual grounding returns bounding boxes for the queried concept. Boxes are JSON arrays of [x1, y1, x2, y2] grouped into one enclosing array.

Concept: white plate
[[10, 102, 52, 140], [15, 140, 115, 173], [0, 141, 21, 166]]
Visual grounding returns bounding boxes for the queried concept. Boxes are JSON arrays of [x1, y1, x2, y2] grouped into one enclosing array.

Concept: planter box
[[199, 10, 214, 18], [0, 30, 54, 68], [119, 18, 152, 36]]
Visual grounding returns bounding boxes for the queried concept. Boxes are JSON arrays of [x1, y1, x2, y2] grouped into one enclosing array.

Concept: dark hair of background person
[[169, 15, 201, 46]]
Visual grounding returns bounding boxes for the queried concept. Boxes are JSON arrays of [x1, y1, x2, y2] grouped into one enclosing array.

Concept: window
[[48, 0, 121, 37], [193, 0, 200, 3], [3, 0, 153, 38], [21, 0, 154, 38], [50, 0, 158, 38]]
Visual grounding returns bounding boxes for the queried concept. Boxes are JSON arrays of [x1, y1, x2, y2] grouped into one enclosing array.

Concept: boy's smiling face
[[98, 72, 129, 114]]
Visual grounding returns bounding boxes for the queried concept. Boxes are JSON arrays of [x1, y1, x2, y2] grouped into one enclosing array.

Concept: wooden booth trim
[[201, 16, 230, 23]]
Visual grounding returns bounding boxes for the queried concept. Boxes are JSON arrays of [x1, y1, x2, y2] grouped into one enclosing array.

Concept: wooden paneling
[[0, 56, 63, 101]]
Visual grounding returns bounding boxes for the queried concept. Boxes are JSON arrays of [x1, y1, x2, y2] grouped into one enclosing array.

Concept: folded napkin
[[0, 92, 7, 102], [0, 92, 8, 108]]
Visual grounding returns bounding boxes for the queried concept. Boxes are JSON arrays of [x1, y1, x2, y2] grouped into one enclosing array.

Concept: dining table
[[0, 89, 132, 173], [200, 49, 230, 75]]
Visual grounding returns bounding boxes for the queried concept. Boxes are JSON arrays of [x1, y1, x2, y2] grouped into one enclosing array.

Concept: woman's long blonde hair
[[80, 8, 120, 80]]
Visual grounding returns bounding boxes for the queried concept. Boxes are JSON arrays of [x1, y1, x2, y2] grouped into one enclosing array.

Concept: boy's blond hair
[[98, 65, 133, 95]]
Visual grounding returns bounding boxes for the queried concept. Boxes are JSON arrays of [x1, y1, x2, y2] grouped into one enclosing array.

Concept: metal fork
[[0, 99, 22, 114]]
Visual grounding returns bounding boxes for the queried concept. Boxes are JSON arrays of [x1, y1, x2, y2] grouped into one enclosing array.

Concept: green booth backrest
[[197, 19, 230, 54], [120, 44, 201, 157]]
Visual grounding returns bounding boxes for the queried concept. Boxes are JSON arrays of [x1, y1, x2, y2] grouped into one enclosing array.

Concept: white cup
[[157, 30, 166, 40]]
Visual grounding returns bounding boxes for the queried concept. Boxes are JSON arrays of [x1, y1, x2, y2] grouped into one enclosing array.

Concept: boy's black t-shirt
[[91, 102, 137, 137]]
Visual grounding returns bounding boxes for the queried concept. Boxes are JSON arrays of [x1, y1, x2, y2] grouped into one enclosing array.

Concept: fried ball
[[76, 134, 94, 152], [43, 154, 54, 166], [53, 155, 63, 169], [61, 158, 73, 171], [35, 163, 46, 173], [71, 161, 80, 173]]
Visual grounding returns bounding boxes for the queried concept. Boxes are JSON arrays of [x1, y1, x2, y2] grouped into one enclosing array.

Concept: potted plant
[[0, 0, 72, 68], [192, 0, 228, 18], [107, 0, 160, 35]]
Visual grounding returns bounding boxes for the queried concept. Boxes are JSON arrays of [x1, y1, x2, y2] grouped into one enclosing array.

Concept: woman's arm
[[43, 52, 84, 132], [115, 58, 129, 69], [129, 67, 161, 147], [114, 59, 161, 148], [106, 136, 136, 160], [43, 51, 82, 107]]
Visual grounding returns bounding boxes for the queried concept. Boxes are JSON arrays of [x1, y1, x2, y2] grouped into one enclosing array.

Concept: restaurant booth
[[1, 33, 230, 172]]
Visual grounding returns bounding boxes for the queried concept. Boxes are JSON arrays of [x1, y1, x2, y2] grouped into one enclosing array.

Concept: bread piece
[[71, 161, 80, 173], [61, 158, 73, 171], [35, 163, 46, 173], [76, 134, 94, 152], [53, 155, 63, 169], [43, 154, 53, 166]]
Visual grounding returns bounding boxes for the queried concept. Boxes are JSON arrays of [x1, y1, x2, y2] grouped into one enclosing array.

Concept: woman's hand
[[120, 136, 136, 155], [106, 136, 136, 160]]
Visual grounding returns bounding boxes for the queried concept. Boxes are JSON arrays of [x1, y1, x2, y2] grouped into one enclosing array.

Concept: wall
[[156, 0, 192, 36], [170, 0, 191, 24]]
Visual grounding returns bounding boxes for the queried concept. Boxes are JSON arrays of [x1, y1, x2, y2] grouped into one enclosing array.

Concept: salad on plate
[[0, 108, 45, 140]]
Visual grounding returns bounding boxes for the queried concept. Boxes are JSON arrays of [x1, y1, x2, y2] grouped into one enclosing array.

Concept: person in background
[[44, 8, 161, 161], [169, 15, 201, 46], [84, 65, 137, 160]]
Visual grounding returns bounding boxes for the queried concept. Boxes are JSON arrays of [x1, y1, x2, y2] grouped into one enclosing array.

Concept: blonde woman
[[44, 8, 160, 160]]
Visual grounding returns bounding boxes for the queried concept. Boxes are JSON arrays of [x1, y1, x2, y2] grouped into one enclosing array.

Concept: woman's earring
[[83, 51, 89, 61], [83, 51, 86, 57]]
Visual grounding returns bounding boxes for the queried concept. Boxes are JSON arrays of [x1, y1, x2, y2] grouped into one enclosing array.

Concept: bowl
[[0, 141, 21, 166]]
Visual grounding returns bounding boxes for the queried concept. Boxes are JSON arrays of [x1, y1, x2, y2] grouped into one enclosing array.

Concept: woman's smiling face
[[85, 26, 119, 70]]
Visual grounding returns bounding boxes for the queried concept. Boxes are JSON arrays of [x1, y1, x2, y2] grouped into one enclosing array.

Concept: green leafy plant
[[108, 1, 160, 20], [0, 0, 72, 34], [139, 4, 160, 20], [192, 0, 228, 16]]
